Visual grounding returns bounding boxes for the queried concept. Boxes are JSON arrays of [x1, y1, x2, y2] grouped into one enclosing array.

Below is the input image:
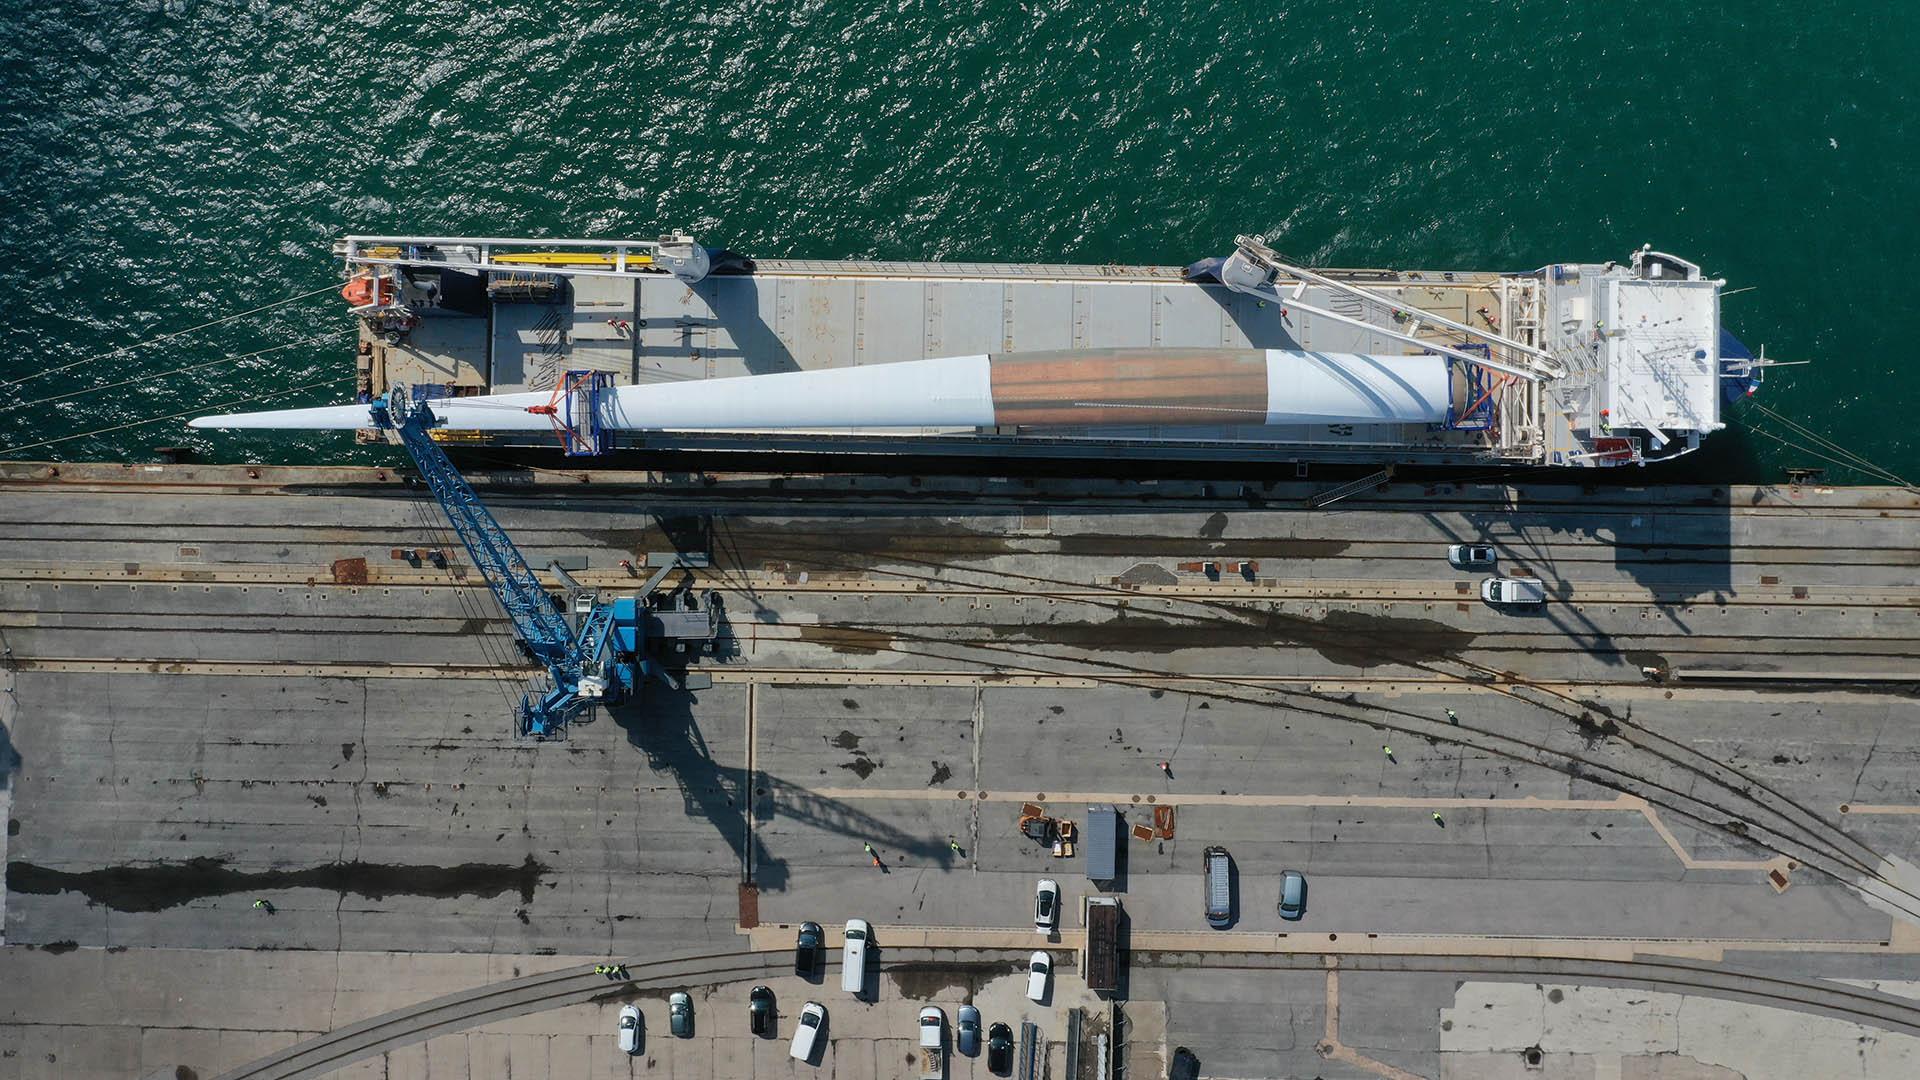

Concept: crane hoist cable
[[0, 280, 345, 390], [0, 375, 352, 456], [0, 333, 349, 415]]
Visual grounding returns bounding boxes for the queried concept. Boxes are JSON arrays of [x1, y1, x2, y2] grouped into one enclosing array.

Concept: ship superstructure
[[284, 233, 1759, 467]]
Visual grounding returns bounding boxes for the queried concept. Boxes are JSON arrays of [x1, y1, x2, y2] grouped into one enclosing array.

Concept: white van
[[790, 1000, 827, 1063], [841, 918, 871, 995], [1481, 576, 1546, 606]]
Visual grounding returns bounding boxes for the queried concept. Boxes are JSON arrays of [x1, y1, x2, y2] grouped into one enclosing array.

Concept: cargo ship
[[224, 233, 1768, 468]]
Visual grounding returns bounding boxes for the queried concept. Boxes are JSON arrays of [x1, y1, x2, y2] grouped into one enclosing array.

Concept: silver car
[[1448, 543, 1496, 570], [1278, 869, 1307, 920]]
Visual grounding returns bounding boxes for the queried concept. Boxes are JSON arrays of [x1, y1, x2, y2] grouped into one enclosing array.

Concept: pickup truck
[[917, 1006, 947, 1079], [1480, 576, 1546, 606]]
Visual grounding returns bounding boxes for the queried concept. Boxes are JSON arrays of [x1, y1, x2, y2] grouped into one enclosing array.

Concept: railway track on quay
[[213, 944, 1920, 1080]]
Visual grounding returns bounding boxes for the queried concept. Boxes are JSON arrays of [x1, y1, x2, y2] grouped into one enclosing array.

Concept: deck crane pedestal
[[372, 378, 719, 739]]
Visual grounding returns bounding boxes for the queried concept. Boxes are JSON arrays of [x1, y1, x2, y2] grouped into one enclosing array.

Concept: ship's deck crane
[[372, 378, 717, 739]]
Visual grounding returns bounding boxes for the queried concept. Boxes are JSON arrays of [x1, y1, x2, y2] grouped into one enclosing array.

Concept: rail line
[[212, 944, 1920, 1080], [7, 474, 1913, 516], [787, 619, 1920, 927], [4, 564, 1915, 609], [4, 522, 1915, 578], [214, 946, 1025, 1080], [1137, 951, 1920, 1038]]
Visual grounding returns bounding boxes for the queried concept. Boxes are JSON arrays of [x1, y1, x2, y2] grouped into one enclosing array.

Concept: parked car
[[1202, 845, 1233, 929], [795, 920, 823, 978], [749, 984, 775, 1037], [916, 1006, 947, 1079], [841, 918, 871, 995], [617, 1004, 642, 1055], [957, 1004, 981, 1056], [1481, 575, 1546, 606], [1026, 950, 1052, 1001], [790, 1001, 827, 1063], [668, 991, 693, 1037], [1278, 869, 1308, 921], [1034, 877, 1060, 933], [987, 1022, 1014, 1075], [1448, 543, 1496, 569]]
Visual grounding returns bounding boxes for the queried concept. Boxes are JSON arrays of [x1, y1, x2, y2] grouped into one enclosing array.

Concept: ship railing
[[337, 234, 668, 282]]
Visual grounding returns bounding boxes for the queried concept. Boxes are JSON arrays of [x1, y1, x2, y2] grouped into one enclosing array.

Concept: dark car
[[957, 1004, 981, 1056], [669, 991, 693, 1038], [987, 1021, 1014, 1075], [795, 920, 823, 978], [749, 985, 775, 1037]]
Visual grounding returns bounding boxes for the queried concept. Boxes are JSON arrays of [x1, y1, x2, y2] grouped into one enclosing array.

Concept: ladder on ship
[[1308, 466, 1395, 509]]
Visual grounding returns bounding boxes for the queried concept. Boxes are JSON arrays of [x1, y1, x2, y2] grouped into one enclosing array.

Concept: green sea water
[[2, 1, 1915, 483]]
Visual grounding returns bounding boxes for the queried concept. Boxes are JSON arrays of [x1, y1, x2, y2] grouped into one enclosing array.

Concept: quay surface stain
[[5, 854, 551, 912], [887, 957, 1024, 1000], [990, 607, 1475, 667], [793, 624, 893, 655]]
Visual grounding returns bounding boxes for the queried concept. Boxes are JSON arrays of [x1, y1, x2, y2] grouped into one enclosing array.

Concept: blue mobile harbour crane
[[373, 374, 718, 739]]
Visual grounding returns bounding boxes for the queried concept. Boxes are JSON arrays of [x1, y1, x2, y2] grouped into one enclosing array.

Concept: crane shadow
[[610, 688, 957, 894]]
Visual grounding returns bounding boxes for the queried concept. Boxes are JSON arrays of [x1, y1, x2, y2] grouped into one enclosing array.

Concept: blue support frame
[[376, 387, 638, 739], [1444, 344, 1496, 431], [558, 370, 614, 457]]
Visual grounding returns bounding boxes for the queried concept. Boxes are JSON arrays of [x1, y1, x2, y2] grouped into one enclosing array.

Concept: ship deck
[[365, 257, 1541, 464], [2, 467, 1919, 1078]]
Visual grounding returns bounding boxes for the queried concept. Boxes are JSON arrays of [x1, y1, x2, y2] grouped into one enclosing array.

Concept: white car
[[1034, 877, 1060, 932], [617, 1003, 642, 1054], [1026, 950, 1051, 1002], [841, 918, 871, 995], [791, 1000, 827, 1063]]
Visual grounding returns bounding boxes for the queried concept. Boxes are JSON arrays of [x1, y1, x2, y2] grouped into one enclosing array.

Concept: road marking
[[736, 920, 1915, 962], [799, 787, 1789, 878], [1317, 961, 1429, 1080], [744, 682, 758, 885], [968, 687, 984, 872], [4, 657, 1773, 697], [3, 560, 1911, 607]]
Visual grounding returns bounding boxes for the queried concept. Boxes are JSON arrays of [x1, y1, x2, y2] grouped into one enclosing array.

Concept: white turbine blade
[[601, 356, 996, 429], [188, 403, 379, 430]]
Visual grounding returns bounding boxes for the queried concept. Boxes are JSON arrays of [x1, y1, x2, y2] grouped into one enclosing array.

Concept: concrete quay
[[1, 468, 1917, 1079]]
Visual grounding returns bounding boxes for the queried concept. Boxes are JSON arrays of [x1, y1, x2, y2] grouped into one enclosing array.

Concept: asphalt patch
[[885, 957, 1024, 1000], [990, 606, 1475, 667], [6, 854, 552, 913]]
